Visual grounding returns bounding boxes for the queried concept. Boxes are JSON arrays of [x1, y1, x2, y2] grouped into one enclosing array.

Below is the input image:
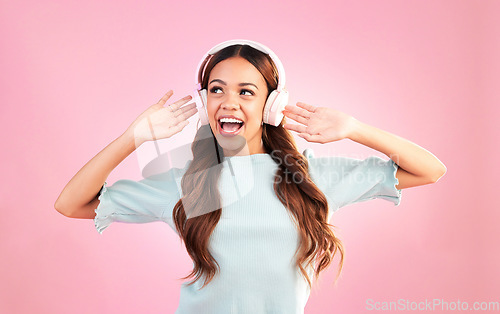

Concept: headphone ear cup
[[263, 90, 278, 125], [263, 90, 289, 126], [196, 89, 209, 125], [200, 88, 207, 106]]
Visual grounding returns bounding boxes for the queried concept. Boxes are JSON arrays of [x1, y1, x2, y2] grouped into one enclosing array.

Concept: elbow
[[429, 163, 447, 184], [54, 199, 73, 218]]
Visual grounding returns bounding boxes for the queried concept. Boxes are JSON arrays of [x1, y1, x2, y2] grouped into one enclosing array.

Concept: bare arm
[[54, 91, 197, 219], [283, 103, 447, 190], [54, 130, 137, 219], [347, 120, 447, 189]]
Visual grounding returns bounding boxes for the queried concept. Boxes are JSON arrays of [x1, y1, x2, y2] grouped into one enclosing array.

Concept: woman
[[55, 40, 446, 313]]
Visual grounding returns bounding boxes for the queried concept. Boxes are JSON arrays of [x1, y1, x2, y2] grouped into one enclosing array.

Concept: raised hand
[[127, 90, 198, 147], [283, 102, 358, 144]]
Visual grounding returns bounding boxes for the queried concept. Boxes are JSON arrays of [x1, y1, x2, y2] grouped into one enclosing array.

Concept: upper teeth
[[219, 118, 243, 123]]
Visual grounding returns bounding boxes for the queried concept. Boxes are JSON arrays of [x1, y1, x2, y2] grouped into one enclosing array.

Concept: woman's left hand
[[282, 102, 358, 144]]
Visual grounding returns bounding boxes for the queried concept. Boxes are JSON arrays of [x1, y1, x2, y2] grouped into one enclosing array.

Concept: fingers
[[283, 123, 307, 134], [296, 102, 317, 113], [297, 133, 309, 140], [169, 119, 190, 134], [298, 133, 325, 143], [167, 104, 198, 126], [174, 105, 198, 122], [168, 95, 193, 111], [283, 109, 309, 125], [168, 102, 197, 124], [173, 102, 197, 118], [157, 90, 174, 106], [284, 104, 312, 119]]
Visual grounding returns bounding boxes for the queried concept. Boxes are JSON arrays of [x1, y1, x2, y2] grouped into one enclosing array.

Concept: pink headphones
[[194, 39, 289, 127]]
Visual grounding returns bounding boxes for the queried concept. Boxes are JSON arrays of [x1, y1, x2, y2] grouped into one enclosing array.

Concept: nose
[[220, 93, 240, 110], [221, 102, 239, 110]]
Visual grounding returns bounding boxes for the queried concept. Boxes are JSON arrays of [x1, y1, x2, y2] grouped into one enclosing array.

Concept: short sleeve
[[303, 148, 402, 211], [94, 162, 191, 235]]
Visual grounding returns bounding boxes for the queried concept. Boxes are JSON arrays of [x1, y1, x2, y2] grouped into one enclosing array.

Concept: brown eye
[[241, 89, 254, 96], [210, 87, 222, 94]]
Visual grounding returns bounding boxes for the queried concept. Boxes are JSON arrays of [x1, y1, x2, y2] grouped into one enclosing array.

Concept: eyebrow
[[209, 79, 259, 90]]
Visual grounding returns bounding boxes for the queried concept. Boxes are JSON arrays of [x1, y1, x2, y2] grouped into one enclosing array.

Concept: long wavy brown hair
[[172, 44, 344, 290]]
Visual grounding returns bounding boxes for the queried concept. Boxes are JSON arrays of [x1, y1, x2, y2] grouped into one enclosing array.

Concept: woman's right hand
[[126, 90, 198, 147]]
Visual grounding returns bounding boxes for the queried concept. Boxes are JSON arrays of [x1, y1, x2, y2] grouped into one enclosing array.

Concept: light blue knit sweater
[[94, 149, 402, 313]]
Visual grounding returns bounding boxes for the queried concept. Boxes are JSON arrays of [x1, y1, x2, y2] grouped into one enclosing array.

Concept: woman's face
[[206, 56, 269, 156]]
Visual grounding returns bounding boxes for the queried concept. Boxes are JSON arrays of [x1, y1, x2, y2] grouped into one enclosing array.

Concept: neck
[[223, 139, 266, 157]]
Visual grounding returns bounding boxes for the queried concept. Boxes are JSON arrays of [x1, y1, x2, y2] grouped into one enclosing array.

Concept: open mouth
[[218, 117, 244, 136]]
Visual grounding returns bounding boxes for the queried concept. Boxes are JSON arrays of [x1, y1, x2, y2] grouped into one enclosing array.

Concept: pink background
[[1, 0, 499, 313]]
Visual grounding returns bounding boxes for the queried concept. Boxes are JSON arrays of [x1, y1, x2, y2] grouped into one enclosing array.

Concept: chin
[[215, 134, 247, 154]]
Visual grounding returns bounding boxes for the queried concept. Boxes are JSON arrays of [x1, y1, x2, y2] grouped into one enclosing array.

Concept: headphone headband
[[195, 39, 286, 91]]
